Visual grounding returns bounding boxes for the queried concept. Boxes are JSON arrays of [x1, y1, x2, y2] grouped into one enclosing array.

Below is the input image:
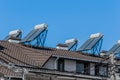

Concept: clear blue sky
[[0, 0, 120, 51]]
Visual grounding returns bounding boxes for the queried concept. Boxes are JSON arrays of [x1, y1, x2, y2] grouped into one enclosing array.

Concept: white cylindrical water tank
[[117, 40, 120, 44], [65, 38, 78, 44], [9, 30, 22, 35], [34, 23, 48, 29], [90, 33, 103, 38]]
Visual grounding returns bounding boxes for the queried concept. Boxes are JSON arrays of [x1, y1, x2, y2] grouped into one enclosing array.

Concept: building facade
[[0, 41, 119, 80]]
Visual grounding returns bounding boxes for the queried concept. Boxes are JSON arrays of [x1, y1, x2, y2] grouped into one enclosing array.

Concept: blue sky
[[0, 0, 120, 51]]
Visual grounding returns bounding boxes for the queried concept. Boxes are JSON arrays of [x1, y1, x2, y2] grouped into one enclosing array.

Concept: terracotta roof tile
[[0, 65, 22, 77], [0, 40, 111, 67], [0, 41, 52, 68], [0, 40, 111, 78], [28, 45, 104, 63]]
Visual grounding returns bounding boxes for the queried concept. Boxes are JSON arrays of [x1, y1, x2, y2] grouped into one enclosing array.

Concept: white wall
[[90, 63, 95, 75], [115, 73, 120, 80], [44, 58, 76, 72], [64, 59, 76, 72], [43, 58, 56, 69], [56, 46, 68, 50], [44, 57, 99, 76]]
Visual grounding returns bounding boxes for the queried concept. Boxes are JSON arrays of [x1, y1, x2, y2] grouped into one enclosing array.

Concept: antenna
[[57, 38, 78, 51], [20, 23, 48, 47], [4, 29, 22, 41], [77, 33, 103, 55]]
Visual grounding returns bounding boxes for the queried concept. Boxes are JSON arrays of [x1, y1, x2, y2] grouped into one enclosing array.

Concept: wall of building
[[113, 73, 120, 80], [90, 63, 95, 75], [44, 58, 77, 72], [115, 68, 120, 80], [64, 59, 76, 72], [44, 57, 108, 79], [43, 58, 56, 69], [26, 74, 95, 80]]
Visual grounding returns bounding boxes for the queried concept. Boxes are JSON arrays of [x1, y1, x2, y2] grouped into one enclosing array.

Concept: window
[[95, 65, 99, 76], [95, 64, 108, 76], [57, 59, 64, 71], [117, 68, 120, 73], [99, 66, 108, 76], [76, 61, 90, 74], [84, 63, 90, 74], [76, 63, 84, 73]]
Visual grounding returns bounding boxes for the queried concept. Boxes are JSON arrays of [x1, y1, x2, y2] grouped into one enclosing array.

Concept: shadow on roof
[[0, 45, 6, 50]]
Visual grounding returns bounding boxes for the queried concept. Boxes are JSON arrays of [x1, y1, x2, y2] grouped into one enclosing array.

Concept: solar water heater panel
[[21, 29, 38, 42], [27, 28, 45, 42], [109, 44, 120, 53], [78, 38, 94, 51], [4, 35, 11, 41], [114, 46, 120, 54], [85, 36, 102, 50], [67, 42, 75, 49]]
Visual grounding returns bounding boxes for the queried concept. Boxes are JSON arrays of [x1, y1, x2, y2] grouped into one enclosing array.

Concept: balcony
[[28, 68, 109, 80]]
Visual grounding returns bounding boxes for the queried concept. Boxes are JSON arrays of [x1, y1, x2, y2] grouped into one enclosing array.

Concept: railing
[[28, 68, 109, 79]]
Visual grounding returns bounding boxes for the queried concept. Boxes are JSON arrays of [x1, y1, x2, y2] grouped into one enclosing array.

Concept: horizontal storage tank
[[34, 23, 48, 30], [90, 33, 103, 38], [9, 29, 22, 35], [65, 38, 78, 44], [118, 40, 120, 44]]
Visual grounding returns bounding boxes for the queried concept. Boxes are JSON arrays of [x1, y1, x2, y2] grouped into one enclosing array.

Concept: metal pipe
[[54, 57, 59, 70]]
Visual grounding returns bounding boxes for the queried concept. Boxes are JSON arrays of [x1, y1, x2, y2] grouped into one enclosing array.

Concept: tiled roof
[[57, 44, 68, 47], [0, 40, 110, 67], [0, 40, 110, 78], [0, 41, 52, 68], [0, 65, 22, 77], [27, 45, 105, 63]]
